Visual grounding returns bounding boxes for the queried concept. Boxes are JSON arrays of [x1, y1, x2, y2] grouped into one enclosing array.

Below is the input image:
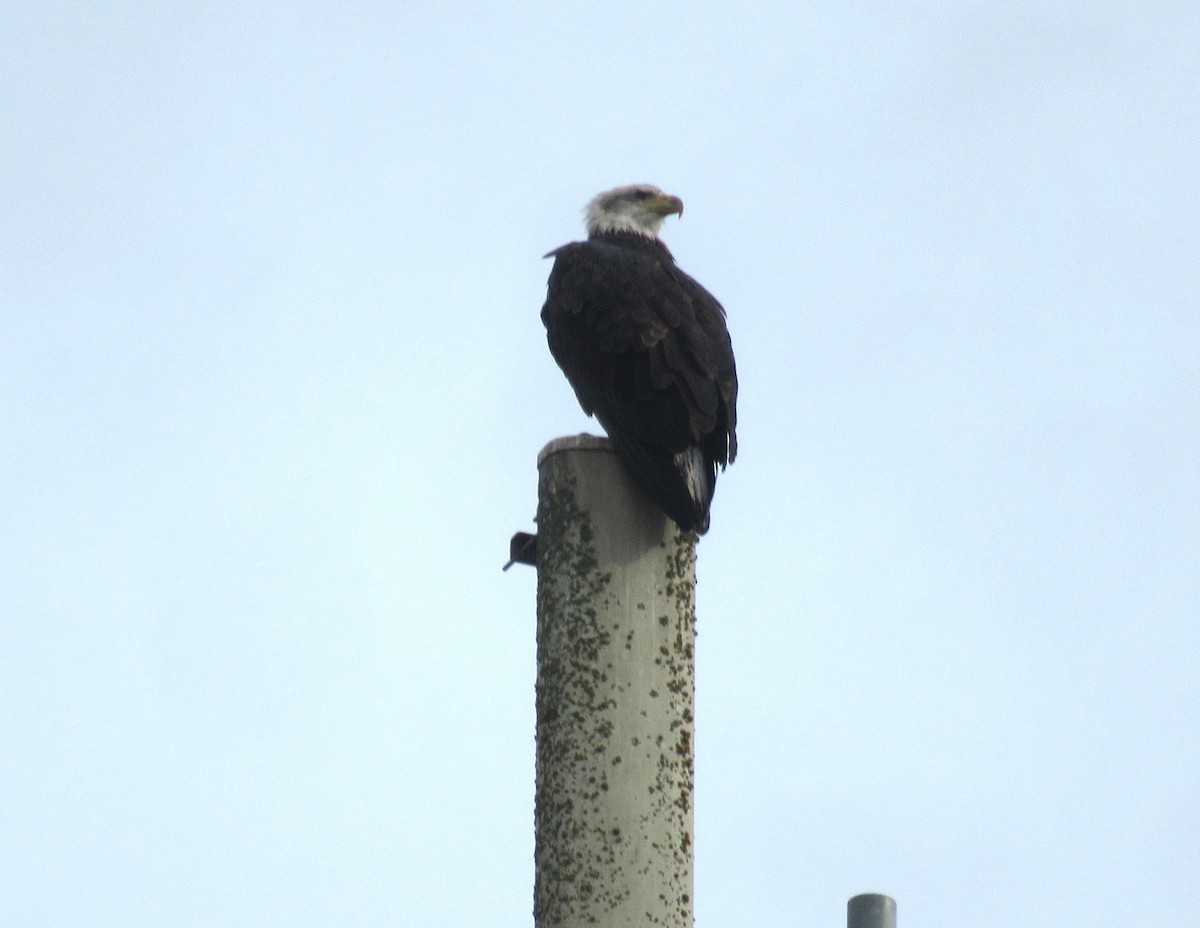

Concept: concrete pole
[[534, 435, 697, 928], [848, 894, 897, 928]]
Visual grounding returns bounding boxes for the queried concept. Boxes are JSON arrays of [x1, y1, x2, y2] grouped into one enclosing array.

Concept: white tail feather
[[674, 446, 711, 515]]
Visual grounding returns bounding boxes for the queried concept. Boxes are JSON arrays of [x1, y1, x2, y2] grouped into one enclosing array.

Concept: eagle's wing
[[541, 239, 737, 532], [541, 240, 736, 462]]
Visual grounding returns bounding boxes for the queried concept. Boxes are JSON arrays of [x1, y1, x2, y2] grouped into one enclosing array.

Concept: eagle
[[541, 184, 738, 534]]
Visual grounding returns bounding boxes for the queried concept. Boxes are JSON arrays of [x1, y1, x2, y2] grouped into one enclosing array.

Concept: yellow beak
[[650, 193, 684, 218]]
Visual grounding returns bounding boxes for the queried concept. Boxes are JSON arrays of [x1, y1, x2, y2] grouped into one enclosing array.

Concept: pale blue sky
[[2, 3, 1197, 926]]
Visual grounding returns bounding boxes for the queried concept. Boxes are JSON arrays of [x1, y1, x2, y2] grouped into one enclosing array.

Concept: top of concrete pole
[[537, 432, 612, 466]]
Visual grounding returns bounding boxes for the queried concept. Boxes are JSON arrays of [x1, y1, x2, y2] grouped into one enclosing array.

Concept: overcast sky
[[2, 3, 1197, 926]]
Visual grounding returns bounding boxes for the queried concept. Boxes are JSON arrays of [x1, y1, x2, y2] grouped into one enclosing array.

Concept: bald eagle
[[541, 184, 738, 534]]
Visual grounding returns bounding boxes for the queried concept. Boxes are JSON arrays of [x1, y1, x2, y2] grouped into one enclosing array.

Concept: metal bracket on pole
[[503, 531, 537, 570]]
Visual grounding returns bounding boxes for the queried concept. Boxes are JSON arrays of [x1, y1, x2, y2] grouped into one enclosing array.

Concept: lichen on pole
[[534, 435, 697, 928]]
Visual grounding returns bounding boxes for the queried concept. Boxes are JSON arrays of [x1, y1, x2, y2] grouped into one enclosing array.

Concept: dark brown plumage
[[541, 185, 737, 534]]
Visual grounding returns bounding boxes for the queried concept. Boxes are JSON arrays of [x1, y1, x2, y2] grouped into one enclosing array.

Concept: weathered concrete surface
[[534, 435, 696, 928]]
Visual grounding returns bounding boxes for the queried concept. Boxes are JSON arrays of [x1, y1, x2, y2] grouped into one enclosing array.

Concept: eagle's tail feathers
[[609, 435, 715, 535]]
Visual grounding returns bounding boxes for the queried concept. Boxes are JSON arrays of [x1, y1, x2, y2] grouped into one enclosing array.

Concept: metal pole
[[534, 435, 697, 928], [848, 894, 896, 928]]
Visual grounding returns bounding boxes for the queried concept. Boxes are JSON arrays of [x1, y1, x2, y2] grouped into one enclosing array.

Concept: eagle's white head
[[584, 184, 684, 238]]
